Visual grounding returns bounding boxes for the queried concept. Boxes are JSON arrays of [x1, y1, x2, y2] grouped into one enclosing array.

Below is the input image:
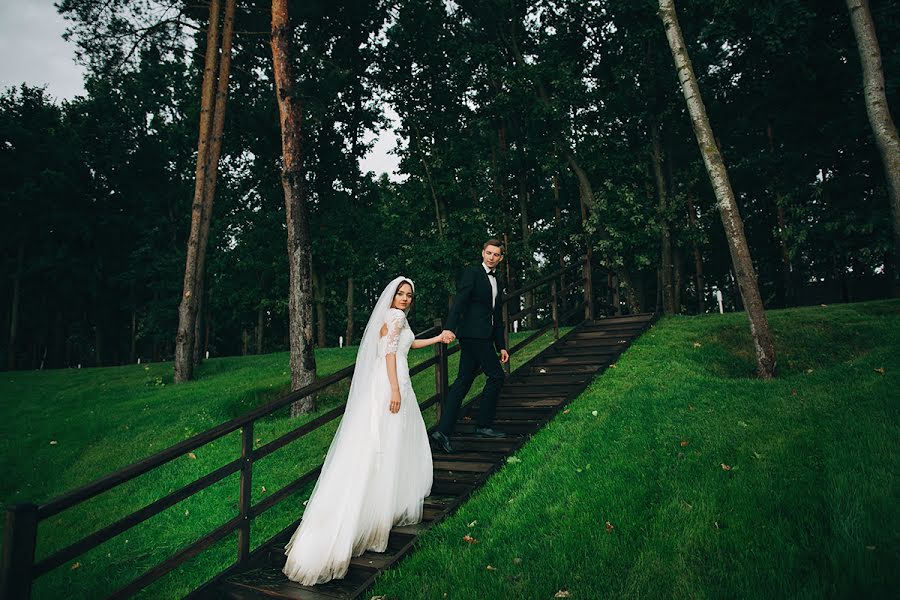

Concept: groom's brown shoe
[[430, 431, 454, 453]]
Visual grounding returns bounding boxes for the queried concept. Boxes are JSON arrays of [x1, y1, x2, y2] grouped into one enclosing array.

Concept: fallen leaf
[[467, 520, 478, 528], [184, 509, 190, 516], [49, 440, 58, 445], [721, 463, 732, 471], [261, 486, 267, 493], [605, 521, 615, 532], [693, 342, 701, 348], [738, 420, 748, 427], [70, 562, 81, 570], [486, 565, 497, 571], [680, 440, 689, 447], [554, 591, 571, 598], [462, 535, 478, 544], [563, 409, 571, 414], [820, 304, 828, 307], [506, 456, 521, 464], [187, 452, 197, 460], [609, 363, 617, 369], [512, 557, 523, 565], [874, 367, 885, 375], [591, 410, 598, 417], [806, 369, 813, 374]]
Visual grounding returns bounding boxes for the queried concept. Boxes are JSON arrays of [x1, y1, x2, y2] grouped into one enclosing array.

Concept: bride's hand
[[389, 389, 401, 413]]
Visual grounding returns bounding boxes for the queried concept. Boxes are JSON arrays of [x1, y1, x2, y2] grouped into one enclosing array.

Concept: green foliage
[[2, 0, 898, 369]]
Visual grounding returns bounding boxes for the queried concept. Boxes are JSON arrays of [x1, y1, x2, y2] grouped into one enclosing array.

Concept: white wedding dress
[[283, 277, 433, 586]]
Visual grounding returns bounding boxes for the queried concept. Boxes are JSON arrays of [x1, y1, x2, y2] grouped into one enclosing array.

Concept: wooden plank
[[217, 313, 655, 599], [432, 460, 496, 472]]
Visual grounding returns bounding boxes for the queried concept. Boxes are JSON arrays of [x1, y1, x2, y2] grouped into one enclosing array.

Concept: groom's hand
[[499, 349, 509, 364], [441, 330, 456, 343]]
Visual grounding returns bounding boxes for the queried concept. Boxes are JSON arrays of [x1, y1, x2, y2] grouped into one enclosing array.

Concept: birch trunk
[[272, 0, 317, 414], [659, 0, 777, 378], [174, 0, 222, 383], [846, 0, 900, 292]]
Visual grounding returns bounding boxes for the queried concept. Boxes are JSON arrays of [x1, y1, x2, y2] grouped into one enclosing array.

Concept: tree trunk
[[256, 304, 264, 354], [345, 276, 354, 345], [553, 174, 568, 313], [659, 0, 777, 378], [193, 0, 235, 367], [174, 0, 222, 383], [130, 309, 137, 363], [674, 247, 685, 312], [651, 124, 676, 315], [618, 268, 642, 314], [7, 239, 24, 370], [686, 192, 706, 313], [518, 169, 534, 328], [846, 0, 900, 294], [312, 267, 327, 348], [766, 122, 794, 307], [272, 0, 317, 415]]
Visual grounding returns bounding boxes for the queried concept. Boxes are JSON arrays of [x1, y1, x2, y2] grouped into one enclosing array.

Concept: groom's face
[[482, 244, 503, 270]]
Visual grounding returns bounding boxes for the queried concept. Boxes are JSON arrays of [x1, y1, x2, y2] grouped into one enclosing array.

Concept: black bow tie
[[487, 270, 496, 277]]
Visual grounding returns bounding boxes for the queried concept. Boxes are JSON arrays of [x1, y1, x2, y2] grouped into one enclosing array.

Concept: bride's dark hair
[[393, 279, 415, 311]]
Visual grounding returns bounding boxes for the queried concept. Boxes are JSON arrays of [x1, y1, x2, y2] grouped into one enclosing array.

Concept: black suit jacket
[[444, 265, 506, 352]]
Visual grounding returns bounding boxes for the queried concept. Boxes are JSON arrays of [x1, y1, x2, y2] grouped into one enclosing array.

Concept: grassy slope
[[371, 300, 900, 599], [0, 328, 566, 599]]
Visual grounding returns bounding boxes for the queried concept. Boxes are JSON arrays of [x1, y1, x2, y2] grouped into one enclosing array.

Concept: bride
[[282, 276, 447, 585]]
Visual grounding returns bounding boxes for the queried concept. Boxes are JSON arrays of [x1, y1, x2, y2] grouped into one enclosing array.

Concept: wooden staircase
[[214, 313, 656, 600]]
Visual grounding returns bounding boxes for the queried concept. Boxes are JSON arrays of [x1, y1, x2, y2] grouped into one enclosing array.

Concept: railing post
[[551, 280, 559, 339], [433, 319, 448, 422], [238, 422, 253, 562], [1, 503, 38, 600], [501, 301, 511, 374], [584, 251, 595, 320]]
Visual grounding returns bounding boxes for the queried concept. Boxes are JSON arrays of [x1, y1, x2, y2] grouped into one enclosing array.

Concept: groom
[[431, 239, 510, 454]]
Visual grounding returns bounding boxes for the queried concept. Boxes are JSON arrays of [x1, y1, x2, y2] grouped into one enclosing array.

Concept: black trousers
[[437, 338, 505, 433]]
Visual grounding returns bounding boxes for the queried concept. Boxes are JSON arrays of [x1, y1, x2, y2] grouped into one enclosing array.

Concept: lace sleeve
[[382, 309, 406, 355]]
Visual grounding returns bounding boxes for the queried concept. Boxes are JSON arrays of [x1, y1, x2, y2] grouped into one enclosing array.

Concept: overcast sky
[[0, 1, 401, 178]]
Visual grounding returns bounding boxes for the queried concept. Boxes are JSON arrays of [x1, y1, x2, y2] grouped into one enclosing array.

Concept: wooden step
[[216, 314, 655, 599]]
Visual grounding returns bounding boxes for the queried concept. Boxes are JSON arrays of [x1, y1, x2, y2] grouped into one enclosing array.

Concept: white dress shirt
[[482, 262, 498, 308]]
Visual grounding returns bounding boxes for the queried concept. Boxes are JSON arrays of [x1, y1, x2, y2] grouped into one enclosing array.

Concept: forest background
[[2, 0, 898, 373]]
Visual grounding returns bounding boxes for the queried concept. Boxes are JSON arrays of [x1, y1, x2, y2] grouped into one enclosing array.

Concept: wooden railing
[[0, 255, 603, 599]]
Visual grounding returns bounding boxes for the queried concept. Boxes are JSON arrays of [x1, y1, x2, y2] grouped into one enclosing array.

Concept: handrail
[[1, 256, 599, 600]]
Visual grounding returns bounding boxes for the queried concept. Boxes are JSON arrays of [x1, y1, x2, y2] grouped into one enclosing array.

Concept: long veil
[[332, 275, 413, 453], [283, 276, 415, 580]]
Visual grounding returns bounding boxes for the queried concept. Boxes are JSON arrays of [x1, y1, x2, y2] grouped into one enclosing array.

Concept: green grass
[[0, 327, 567, 599], [371, 300, 900, 599]]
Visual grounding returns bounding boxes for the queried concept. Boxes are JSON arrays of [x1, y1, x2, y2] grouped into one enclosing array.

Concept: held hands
[[389, 389, 401, 413], [440, 330, 456, 344], [499, 349, 509, 364]]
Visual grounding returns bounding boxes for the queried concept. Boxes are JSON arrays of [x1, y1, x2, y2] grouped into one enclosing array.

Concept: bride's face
[[392, 282, 414, 311]]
